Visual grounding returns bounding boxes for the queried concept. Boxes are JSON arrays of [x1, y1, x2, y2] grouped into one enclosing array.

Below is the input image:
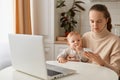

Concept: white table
[[0, 61, 118, 80]]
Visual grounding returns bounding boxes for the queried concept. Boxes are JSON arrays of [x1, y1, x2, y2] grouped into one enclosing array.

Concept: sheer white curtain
[[0, 0, 13, 70], [30, 0, 49, 35], [0, 0, 14, 42]]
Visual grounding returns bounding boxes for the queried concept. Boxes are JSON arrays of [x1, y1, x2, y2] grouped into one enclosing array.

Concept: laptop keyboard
[[47, 69, 62, 76]]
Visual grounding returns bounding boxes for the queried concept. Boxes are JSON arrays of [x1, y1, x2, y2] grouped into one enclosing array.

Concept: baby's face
[[68, 35, 82, 49]]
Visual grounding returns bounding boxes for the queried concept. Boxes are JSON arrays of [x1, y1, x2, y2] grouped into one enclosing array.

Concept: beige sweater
[[82, 27, 120, 76]]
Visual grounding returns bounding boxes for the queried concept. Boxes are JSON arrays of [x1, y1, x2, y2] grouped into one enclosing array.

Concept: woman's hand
[[84, 52, 105, 66], [84, 52, 120, 75]]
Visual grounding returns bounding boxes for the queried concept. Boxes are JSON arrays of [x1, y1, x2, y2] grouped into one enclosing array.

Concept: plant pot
[[65, 32, 70, 37]]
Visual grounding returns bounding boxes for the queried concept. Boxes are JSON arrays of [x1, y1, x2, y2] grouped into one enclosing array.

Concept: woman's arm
[[102, 61, 120, 76], [84, 52, 120, 76]]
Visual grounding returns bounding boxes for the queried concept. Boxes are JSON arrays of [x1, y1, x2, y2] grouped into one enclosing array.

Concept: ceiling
[[90, 0, 120, 2]]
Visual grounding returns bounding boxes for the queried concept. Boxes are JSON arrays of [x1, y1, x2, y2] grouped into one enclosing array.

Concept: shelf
[[55, 41, 67, 44]]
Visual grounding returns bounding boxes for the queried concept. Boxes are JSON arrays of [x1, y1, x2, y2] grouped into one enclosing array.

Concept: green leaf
[[69, 9, 75, 17], [56, 1, 66, 8], [61, 22, 65, 27], [57, 0, 85, 32], [75, 3, 85, 11], [75, 1, 85, 4], [72, 20, 77, 24], [64, 24, 69, 31], [60, 17, 65, 22], [61, 12, 66, 16], [73, 9, 80, 12]]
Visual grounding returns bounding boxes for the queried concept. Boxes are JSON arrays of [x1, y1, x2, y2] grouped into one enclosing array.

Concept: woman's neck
[[91, 27, 110, 39]]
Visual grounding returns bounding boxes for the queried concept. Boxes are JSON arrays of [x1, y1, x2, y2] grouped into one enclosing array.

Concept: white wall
[[30, 0, 49, 35], [30, 0, 55, 43], [0, 0, 14, 42]]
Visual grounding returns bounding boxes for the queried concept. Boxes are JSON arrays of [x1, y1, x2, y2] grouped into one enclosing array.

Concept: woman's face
[[89, 10, 108, 33]]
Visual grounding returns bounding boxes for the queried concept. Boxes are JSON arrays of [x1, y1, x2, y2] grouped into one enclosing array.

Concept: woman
[[82, 4, 120, 79]]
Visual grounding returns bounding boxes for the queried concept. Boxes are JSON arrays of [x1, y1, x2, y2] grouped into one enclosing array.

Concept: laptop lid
[[9, 34, 48, 79], [8, 34, 76, 80]]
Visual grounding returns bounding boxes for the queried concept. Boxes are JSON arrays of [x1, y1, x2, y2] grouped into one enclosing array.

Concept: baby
[[57, 31, 89, 63]]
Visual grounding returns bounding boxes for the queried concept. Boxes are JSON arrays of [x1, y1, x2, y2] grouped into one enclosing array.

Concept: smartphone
[[83, 48, 93, 53]]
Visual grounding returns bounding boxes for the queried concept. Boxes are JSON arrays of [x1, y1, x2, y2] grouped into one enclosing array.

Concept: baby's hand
[[67, 55, 76, 61], [75, 45, 83, 53], [57, 57, 67, 63]]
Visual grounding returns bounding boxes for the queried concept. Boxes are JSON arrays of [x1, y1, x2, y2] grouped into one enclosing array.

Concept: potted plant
[[56, 0, 85, 36]]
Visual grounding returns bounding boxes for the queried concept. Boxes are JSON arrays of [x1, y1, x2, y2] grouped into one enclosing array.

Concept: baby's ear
[[66, 38, 70, 45], [67, 42, 70, 45]]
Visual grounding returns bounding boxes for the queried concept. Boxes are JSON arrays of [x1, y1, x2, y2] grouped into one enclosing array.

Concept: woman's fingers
[[84, 52, 98, 61], [84, 52, 104, 65], [84, 52, 92, 57]]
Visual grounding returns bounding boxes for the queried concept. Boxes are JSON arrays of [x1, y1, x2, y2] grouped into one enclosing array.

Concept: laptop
[[8, 34, 76, 80]]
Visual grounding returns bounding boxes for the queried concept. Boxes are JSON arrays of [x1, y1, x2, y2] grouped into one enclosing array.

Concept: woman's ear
[[67, 38, 72, 46], [106, 18, 109, 23]]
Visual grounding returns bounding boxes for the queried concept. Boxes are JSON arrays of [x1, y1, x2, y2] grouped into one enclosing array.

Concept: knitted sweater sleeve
[[110, 38, 120, 76]]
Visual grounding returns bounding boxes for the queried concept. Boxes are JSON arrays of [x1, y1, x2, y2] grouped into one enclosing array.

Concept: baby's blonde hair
[[67, 31, 81, 40]]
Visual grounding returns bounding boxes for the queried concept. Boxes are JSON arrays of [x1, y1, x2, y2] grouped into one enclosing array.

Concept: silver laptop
[[8, 34, 76, 80]]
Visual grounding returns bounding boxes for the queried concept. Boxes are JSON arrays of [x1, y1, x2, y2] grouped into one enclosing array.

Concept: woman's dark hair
[[89, 4, 112, 32]]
